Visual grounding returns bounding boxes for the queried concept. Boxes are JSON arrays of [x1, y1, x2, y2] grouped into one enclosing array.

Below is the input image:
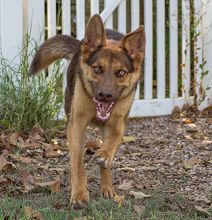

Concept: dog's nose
[[98, 91, 113, 102]]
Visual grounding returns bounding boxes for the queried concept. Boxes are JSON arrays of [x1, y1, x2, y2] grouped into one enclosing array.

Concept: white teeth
[[92, 97, 114, 121]]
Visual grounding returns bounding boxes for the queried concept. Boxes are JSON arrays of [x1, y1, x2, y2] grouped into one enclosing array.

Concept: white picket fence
[[0, 0, 211, 117]]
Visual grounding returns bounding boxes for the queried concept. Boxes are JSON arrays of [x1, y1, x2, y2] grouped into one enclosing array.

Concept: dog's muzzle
[[93, 97, 114, 121]]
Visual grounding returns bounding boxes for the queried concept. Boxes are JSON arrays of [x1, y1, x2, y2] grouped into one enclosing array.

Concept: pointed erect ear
[[83, 14, 106, 53], [121, 26, 145, 59]]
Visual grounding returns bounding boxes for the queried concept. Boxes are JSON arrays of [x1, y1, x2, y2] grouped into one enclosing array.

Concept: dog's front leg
[[96, 120, 125, 197], [67, 117, 89, 210]]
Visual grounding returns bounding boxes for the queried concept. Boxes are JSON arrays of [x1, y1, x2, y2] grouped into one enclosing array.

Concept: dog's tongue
[[93, 97, 114, 121]]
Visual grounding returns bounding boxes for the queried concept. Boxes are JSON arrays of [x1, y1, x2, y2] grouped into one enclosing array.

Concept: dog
[[30, 14, 145, 209]]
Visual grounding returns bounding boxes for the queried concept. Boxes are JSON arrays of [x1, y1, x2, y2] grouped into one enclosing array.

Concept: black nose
[[98, 91, 113, 102]]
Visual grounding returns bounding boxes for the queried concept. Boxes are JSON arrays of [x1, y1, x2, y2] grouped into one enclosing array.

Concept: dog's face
[[80, 15, 145, 121]]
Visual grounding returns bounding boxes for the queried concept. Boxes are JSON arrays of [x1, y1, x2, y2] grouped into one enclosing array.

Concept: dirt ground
[[0, 106, 211, 218]]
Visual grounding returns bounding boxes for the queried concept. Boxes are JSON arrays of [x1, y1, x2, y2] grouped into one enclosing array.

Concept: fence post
[[200, 0, 212, 109], [0, 0, 23, 64]]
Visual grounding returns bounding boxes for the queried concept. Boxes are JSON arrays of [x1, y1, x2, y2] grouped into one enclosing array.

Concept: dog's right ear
[[82, 14, 106, 58]]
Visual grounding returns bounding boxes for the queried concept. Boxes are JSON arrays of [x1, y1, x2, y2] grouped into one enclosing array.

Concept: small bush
[[0, 36, 64, 134]]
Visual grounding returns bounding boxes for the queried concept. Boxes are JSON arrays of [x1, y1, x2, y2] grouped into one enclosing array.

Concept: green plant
[[0, 35, 64, 134]]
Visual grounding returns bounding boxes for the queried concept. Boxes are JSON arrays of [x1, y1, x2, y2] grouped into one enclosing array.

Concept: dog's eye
[[116, 70, 126, 78], [93, 66, 102, 74]]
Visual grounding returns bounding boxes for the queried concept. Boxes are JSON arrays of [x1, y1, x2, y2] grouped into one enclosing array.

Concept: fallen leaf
[[49, 167, 65, 173], [0, 154, 15, 172], [129, 191, 151, 199], [172, 106, 181, 117], [195, 195, 211, 204], [133, 204, 146, 214], [36, 180, 60, 193], [114, 193, 125, 206], [122, 136, 136, 143], [31, 125, 44, 136], [24, 206, 44, 220], [184, 158, 202, 170], [43, 144, 61, 158], [0, 177, 8, 184], [18, 136, 26, 148], [118, 180, 133, 191], [86, 139, 102, 153], [195, 205, 210, 217], [22, 174, 35, 192], [49, 180, 60, 192], [9, 132, 19, 146], [117, 167, 136, 172], [184, 123, 197, 132], [137, 166, 157, 171], [14, 155, 38, 164]]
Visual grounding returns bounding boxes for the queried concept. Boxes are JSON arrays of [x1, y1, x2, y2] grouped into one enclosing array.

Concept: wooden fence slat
[[169, 0, 178, 98], [131, 0, 140, 30], [0, 0, 1, 55], [76, 0, 85, 39], [157, 0, 165, 99], [144, 0, 153, 99], [47, 0, 56, 38], [91, 0, 99, 15], [27, 0, 45, 42], [182, 0, 191, 97], [118, 0, 126, 34], [104, 0, 113, 29], [62, 0, 71, 35], [100, 0, 122, 23], [194, 0, 203, 103], [0, 0, 23, 63], [131, 0, 140, 99]]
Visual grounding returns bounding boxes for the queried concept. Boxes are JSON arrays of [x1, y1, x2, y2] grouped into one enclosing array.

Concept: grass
[[0, 35, 64, 135], [0, 191, 210, 220]]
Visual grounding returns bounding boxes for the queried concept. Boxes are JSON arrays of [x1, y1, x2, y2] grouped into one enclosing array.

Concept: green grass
[[0, 191, 210, 220], [0, 35, 64, 135]]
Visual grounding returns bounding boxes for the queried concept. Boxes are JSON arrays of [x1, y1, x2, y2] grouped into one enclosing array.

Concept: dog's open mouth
[[93, 97, 114, 121]]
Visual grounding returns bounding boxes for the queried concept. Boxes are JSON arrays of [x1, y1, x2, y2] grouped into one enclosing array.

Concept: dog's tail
[[29, 35, 81, 75]]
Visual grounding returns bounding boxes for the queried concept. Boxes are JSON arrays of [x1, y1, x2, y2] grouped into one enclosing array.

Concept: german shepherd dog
[[30, 14, 145, 209]]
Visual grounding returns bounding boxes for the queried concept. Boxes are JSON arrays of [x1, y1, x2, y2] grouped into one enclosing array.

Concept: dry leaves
[[0, 154, 15, 172], [113, 193, 125, 206], [36, 179, 60, 193], [129, 191, 151, 199], [133, 204, 146, 214], [122, 136, 136, 143], [184, 158, 202, 170], [9, 132, 19, 146], [24, 206, 44, 220], [22, 174, 35, 192], [118, 180, 133, 191], [195, 205, 210, 217], [117, 167, 136, 172]]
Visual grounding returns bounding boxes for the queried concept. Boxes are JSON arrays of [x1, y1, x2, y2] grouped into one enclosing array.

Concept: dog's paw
[[101, 185, 115, 198], [95, 150, 112, 168], [71, 190, 89, 210]]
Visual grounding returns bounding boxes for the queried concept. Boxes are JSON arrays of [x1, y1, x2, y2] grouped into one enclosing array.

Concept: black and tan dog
[[30, 14, 145, 209]]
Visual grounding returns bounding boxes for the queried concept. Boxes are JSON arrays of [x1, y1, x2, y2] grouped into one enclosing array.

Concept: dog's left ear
[[121, 26, 145, 59], [82, 14, 106, 55]]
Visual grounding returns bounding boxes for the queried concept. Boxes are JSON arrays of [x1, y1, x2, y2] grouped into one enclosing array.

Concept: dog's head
[[80, 14, 145, 121]]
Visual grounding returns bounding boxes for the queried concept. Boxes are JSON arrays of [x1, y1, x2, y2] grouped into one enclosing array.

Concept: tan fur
[[30, 14, 145, 210]]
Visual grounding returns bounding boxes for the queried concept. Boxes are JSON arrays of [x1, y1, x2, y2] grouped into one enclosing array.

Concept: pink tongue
[[93, 97, 114, 121]]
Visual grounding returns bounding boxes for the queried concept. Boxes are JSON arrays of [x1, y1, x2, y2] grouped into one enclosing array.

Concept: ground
[[0, 106, 211, 219]]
